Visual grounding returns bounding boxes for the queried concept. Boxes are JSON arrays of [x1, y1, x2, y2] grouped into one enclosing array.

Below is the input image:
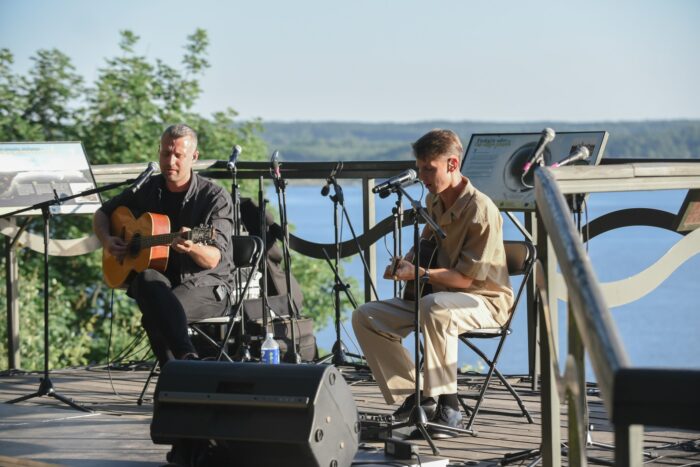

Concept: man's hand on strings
[[171, 227, 194, 254], [105, 236, 127, 261], [383, 257, 415, 281]]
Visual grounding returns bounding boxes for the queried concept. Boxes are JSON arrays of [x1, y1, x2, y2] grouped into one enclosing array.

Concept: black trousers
[[129, 269, 229, 365]]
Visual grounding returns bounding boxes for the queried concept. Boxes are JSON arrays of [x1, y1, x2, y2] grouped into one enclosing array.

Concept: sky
[[1, 0, 699, 123]]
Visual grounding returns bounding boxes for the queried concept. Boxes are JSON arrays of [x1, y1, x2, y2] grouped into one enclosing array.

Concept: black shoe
[[393, 395, 437, 422], [427, 404, 463, 439]]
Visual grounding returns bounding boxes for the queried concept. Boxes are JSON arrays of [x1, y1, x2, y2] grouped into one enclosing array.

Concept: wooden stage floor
[[1, 364, 698, 466]]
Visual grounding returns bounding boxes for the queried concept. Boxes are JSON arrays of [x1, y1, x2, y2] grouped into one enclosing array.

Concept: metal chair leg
[[137, 360, 159, 406]]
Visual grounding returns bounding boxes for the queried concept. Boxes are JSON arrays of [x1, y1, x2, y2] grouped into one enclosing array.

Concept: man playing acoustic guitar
[[93, 124, 233, 365], [352, 129, 513, 438]]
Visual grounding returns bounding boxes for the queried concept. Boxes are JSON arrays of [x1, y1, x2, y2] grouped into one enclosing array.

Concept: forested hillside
[[258, 120, 700, 161]]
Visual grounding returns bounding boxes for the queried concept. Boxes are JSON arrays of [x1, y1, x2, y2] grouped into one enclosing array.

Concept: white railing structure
[[533, 162, 700, 466]]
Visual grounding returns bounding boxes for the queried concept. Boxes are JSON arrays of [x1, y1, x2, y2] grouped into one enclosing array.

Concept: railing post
[[362, 176, 377, 304], [526, 211, 540, 390], [5, 236, 21, 370], [615, 424, 643, 467], [538, 224, 561, 467], [567, 302, 588, 467]]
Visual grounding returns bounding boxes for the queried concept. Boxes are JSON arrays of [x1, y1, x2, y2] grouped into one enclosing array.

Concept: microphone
[[320, 162, 342, 197], [522, 128, 556, 175], [372, 169, 418, 197], [270, 150, 281, 180], [226, 144, 242, 171], [551, 145, 591, 168], [130, 162, 158, 193], [321, 179, 332, 197]]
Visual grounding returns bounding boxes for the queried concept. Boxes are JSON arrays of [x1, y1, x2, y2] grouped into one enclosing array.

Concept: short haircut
[[161, 124, 198, 148], [411, 129, 463, 163]]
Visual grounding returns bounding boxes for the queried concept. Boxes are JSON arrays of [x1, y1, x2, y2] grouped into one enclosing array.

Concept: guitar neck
[[137, 231, 190, 250]]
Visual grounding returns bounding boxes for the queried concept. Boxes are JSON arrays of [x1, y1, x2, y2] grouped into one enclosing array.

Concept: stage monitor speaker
[[151, 361, 359, 467]]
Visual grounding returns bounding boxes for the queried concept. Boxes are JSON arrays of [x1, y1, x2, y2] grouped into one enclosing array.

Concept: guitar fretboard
[[133, 231, 192, 250]]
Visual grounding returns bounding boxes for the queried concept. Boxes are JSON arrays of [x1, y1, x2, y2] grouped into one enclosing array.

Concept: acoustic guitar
[[102, 206, 214, 288], [401, 237, 437, 301]]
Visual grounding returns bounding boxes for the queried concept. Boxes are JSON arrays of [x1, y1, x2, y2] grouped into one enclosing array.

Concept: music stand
[[461, 131, 608, 211], [387, 184, 475, 456], [3, 177, 135, 411]]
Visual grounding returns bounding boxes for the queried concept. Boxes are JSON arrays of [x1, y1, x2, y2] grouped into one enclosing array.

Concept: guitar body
[[103, 206, 171, 288], [402, 238, 438, 301]]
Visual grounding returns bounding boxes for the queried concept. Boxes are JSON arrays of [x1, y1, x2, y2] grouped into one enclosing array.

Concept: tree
[[0, 30, 341, 370]]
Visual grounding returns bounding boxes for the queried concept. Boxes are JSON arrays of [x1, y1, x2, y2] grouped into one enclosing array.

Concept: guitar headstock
[[190, 224, 215, 245]]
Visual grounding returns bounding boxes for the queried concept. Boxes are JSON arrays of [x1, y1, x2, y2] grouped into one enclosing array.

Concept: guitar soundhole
[[129, 234, 141, 256]]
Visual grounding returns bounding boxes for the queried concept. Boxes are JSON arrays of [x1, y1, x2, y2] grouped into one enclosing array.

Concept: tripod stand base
[[233, 344, 252, 362], [6, 376, 92, 412], [389, 406, 476, 456], [316, 340, 370, 370], [502, 446, 544, 466], [283, 350, 302, 364]]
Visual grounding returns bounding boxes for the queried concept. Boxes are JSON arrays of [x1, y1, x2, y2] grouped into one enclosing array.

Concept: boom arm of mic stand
[[0, 178, 135, 220], [396, 185, 446, 240]]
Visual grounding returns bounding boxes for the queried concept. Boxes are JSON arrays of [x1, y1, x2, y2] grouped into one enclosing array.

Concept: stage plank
[[1, 365, 698, 466]]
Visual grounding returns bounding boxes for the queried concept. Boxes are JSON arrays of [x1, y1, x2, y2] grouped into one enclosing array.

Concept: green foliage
[[0, 47, 83, 142], [0, 31, 338, 371], [25, 49, 84, 140]]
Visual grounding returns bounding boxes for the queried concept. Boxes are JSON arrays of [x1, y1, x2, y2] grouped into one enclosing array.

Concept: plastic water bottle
[[261, 332, 280, 364]]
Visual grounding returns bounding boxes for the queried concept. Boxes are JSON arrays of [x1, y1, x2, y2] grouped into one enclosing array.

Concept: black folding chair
[[189, 235, 264, 361], [137, 235, 263, 405], [457, 240, 536, 430]]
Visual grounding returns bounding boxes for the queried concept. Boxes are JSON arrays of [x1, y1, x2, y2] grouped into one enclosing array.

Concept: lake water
[[270, 183, 700, 378]]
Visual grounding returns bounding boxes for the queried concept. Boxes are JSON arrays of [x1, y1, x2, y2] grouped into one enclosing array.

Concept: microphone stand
[[315, 171, 374, 368], [229, 161, 251, 362], [257, 176, 272, 345], [271, 170, 301, 364], [2, 178, 136, 412], [387, 183, 474, 455], [391, 191, 404, 298]]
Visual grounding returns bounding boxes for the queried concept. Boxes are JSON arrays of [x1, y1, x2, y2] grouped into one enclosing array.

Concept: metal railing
[[533, 163, 700, 466]]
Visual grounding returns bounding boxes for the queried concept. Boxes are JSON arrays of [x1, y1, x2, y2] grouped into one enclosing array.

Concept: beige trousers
[[352, 292, 500, 405]]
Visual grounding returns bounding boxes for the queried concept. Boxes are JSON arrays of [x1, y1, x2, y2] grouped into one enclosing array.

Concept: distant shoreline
[[254, 120, 700, 162]]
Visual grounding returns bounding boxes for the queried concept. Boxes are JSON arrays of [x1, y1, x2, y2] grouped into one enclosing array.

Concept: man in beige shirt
[[352, 129, 513, 438]]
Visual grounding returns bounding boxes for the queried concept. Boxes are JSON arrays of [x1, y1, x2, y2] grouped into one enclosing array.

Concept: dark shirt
[[100, 172, 234, 292], [161, 189, 186, 285]]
